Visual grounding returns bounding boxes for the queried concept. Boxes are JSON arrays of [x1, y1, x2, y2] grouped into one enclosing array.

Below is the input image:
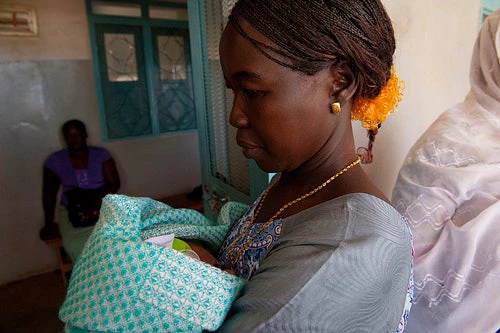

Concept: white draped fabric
[[392, 10, 500, 333]]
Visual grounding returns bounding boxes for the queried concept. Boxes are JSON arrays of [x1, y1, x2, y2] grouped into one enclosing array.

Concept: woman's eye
[[243, 89, 264, 97]]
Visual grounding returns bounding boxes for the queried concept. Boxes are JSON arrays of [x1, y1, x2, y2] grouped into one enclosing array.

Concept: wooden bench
[[44, 233, 73, 286]]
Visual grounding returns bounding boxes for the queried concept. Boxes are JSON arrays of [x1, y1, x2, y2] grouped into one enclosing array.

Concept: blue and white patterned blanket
[[59, 194, 248, 332]]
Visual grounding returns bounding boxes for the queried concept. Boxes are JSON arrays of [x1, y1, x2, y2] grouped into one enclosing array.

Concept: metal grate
[[203, 0, 250, 195], [155, 29, 196, 132]]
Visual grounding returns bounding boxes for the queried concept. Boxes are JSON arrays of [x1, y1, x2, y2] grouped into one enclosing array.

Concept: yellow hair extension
[[351, 68, 405, 130]]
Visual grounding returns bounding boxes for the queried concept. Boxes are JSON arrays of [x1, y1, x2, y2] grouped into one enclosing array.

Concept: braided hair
[[229, 0, 395, 101]]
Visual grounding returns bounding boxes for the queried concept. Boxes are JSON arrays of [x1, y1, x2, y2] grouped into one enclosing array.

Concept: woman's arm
[[219, 236, 411, 332], [218, 202, 413, 333], [40, 166, 61, 240], [102, 158, 120, 195]]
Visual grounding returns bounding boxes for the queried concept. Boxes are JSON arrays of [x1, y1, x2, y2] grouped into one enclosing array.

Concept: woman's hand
[[183, 240, 236, 275], [184, 241, 218, 266], [39, 223, 60, 241]]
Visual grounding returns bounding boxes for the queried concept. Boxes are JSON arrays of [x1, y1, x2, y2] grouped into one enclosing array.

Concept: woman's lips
[[242, 146, 260, 158], [237, 140, 261, 158]]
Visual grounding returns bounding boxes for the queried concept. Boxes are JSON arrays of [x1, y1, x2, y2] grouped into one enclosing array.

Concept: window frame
[[85, 0, 196, 141]]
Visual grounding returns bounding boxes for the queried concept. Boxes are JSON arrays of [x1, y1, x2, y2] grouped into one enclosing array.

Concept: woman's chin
[[253, 158, 281, 174], [242, 147, 261, 159], [241, 147, 283, 173]]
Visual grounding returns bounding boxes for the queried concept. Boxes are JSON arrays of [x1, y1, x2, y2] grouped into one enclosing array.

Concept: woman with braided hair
[[215, 0, 412, 332]]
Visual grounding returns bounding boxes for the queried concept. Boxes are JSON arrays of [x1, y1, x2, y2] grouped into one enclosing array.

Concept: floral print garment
[[217, 198, 282, 280]]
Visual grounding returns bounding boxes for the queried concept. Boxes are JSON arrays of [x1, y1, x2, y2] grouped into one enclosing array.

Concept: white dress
[[392, 10, 500, 333]]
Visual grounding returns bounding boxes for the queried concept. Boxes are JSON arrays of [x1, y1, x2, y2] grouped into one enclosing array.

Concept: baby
[[59, 194, 246, 333], [144, 233, 234, 274]]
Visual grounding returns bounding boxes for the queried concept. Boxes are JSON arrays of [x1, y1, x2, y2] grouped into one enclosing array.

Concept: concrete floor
[[0, 271, 66, 333]]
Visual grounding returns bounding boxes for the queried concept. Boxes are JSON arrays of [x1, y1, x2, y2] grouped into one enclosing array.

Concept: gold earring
[[331, 102, 341, 115]]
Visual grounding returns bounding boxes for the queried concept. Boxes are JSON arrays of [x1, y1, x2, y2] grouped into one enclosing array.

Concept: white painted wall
[[0, 0, 201, 284], [354, 0, 482, 196], [0, 0, 482, 284], [0, 0, 92, 62]]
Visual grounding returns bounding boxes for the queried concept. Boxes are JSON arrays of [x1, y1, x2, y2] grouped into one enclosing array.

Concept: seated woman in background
[[214, 1, 413, 332], [39, 119, 120, 262], [392, 10, 500, 333]]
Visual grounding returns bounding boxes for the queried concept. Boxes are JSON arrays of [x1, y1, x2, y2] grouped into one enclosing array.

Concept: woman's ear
[[329, 62, 357, 104]]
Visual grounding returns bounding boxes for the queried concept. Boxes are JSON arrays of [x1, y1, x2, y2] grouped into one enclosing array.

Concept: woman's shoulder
[[88, 146, 112, 161], [342, 193, 411, 246], [88, 146, 110, 153], [45, 148, 69, 167], [225, 194, 413, 333], [47, 148, 68, 159], [282, 193, 411, 247]]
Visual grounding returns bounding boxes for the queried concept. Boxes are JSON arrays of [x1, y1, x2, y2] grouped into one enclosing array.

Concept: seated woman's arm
[[40, 166, 61, 240], [102, 158, 120, 195]]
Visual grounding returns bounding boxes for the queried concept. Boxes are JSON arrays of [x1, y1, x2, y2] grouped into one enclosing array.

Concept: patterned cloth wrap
[[59, 194, 248, 333]]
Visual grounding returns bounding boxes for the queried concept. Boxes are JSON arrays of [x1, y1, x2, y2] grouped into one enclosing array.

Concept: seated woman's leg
[[58, 205, 94, 262]]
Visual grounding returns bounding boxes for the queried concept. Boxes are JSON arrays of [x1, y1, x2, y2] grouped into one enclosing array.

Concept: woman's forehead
[[220, 19, 291, 77], [64, 125, 84, 135], [222, 17, 273, 47], [220, 20, 269, 59], [221, 25, 266, 73]]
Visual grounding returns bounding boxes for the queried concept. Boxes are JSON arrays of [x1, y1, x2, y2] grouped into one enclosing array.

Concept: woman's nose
[[228, 95, 249, 129]]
